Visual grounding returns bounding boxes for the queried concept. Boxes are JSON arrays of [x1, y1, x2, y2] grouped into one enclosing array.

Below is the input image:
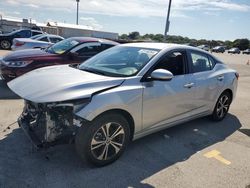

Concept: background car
[[242, 49, 250, 55], [228, 47, 240, 54], [0, 29, 44, 50], [197, 44, 210, 51], [0, 37, 119, 81], [212, 46, 225, 53], [11, 34, 64, 51], [8, 43, 238, 166]]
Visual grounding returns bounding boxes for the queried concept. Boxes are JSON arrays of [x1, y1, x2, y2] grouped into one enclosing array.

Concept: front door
[[142, 50, 196, 130]]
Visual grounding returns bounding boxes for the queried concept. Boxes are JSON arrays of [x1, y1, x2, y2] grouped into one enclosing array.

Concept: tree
[[119, 32, 250, 49], [128, 31, 140, 40], [120, 34, 129, 40], [233, 39, 249, 50]]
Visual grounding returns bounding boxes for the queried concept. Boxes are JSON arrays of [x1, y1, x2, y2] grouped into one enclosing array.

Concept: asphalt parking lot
[[0, 50, 250, 188]]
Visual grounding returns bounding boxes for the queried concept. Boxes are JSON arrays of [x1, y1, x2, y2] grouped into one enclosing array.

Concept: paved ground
[[0, 50, 250, 188]]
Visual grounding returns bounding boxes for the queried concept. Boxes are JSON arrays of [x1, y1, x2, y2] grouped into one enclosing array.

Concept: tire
[[75, 113, 130, 166], [0, 40, 11, 50], [211, 91, 232, 121]]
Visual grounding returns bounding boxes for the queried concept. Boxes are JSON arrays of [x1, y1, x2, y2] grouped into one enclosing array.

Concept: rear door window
[[101, 44, 115, 51], [49, 37, 63, 43], [15, 30, 31, 38], [189, 51, 211, 73], [72, 42, 102, 56], [32, 31, 42, 36], [39, 37, 49, 42]]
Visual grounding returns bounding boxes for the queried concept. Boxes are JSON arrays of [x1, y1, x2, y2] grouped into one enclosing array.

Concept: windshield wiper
[[81, 68, 106, 76]]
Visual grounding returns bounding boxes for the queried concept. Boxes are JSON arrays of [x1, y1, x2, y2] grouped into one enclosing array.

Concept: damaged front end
[[18, 99, 89, 148]]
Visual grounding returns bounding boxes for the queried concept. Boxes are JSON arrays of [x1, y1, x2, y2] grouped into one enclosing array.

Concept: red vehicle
[[0, 37, 118, 82]]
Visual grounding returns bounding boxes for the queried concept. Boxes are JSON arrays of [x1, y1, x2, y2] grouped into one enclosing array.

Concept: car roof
[[120, 42, 224, 63], [121, 42, 206, 52], [38, 34, 63, 38], [15, 29, 43, 32], [69, 37, 119, 45]]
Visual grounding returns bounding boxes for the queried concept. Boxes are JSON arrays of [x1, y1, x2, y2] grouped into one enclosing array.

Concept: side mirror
[[150, 69, 173, 81]]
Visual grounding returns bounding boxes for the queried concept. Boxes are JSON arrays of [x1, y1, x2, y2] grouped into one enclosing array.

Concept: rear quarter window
[[208, 55, 217, 69]]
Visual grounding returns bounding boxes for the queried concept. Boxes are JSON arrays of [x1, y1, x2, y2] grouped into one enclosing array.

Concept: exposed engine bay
[[18, 100, 82, 148]]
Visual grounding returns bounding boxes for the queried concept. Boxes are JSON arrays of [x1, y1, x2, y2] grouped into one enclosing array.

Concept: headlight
[[73, 99, 91, 112], [2, 60, 32, 67], [46, 98, 91, 112]]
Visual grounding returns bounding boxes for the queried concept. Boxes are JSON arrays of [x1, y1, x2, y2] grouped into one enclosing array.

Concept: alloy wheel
[[216, 95, 230, 118], [90, 122, 125, 161]]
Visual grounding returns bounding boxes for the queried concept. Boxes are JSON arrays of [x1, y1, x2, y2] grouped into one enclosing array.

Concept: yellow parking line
[[204, 150, 231, 165]]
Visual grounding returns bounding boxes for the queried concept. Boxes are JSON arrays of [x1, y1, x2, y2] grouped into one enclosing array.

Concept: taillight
[[235, 72, 239, 80], [15, 42, 25, 46]]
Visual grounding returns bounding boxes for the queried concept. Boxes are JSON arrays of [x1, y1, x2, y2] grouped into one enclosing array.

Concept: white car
[[8, 43, 238, 166], [198, 45, 210, 51], [11, 34, 64, 51]]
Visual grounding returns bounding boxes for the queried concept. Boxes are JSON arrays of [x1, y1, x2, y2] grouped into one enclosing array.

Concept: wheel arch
[[212, 88, 234, 112], [93, 109, 135, 141], [222, 88, 233, 102]]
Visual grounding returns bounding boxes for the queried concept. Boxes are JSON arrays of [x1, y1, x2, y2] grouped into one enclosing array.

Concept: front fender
[[75, 83, 143, 133]]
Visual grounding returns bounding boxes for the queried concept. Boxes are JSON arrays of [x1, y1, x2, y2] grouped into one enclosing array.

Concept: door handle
[[184, 83, 194, 88], [217, 75, 224, 81]]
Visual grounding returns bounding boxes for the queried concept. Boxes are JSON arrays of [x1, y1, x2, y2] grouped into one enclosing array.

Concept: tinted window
[[50, 37, 63, 43], [15, 30, 30, 38], [76, 44, 101, 56], [102, 44, 115, 50], [154, 51, 186, 76], [208, 56, 216, 69], [190, 52, 211, 73], [32, 31, 42, 36], [39, 37, 49, 42]]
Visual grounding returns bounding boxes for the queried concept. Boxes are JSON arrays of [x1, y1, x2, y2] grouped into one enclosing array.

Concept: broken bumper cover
[[18, 116, 44, 148], [18, 115, 81, 148], [18, 100, 88, 148]]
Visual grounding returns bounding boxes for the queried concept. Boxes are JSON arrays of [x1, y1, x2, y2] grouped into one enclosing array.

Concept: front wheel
[[211, 91, 232, 121], [75, 113, 130, 166]]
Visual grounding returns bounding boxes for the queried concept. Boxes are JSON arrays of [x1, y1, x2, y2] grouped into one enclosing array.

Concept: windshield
[[47, 38, 80, 54], [79, 46, 159, 77]]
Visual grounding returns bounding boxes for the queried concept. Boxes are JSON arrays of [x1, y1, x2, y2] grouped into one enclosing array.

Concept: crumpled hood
[[8, 65, 125, 103]]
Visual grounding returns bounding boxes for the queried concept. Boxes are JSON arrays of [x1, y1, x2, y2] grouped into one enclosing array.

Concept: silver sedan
[[8, 43, 238, 166], [11, 34, 64, 51]]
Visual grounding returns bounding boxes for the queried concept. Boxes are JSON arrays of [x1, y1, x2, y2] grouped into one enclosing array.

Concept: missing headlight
[[19, 100, 90, 147]]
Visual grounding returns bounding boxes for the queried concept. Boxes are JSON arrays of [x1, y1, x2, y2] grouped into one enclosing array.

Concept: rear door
[[142, 49, 197, 130], [187, 50, 221, 113]]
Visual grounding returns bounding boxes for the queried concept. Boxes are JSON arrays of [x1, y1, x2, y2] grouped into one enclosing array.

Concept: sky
[[0, 0, 249, 41]]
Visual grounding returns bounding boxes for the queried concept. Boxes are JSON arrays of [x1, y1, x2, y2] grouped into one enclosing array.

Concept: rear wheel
[[0, 40, 11, 50], [75, 113, 130, 166], [211, 91, 232, 121]]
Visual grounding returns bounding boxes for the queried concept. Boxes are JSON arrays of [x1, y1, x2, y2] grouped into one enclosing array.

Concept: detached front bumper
[[18, 101, 82, 148]]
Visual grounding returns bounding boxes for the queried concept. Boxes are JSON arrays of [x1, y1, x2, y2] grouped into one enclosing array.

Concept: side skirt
[[133, 111, 211, 141]]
